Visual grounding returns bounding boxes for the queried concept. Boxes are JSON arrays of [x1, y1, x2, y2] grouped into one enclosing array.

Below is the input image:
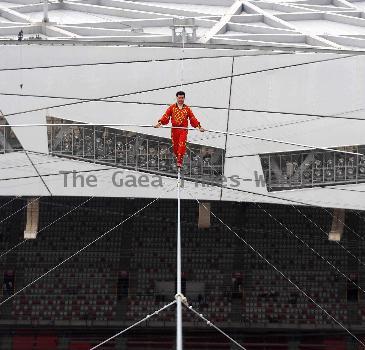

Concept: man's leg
[[171, 130, 179, 158], [176, 131, 188, 167]]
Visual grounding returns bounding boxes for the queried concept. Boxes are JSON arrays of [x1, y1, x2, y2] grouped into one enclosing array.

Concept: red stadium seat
[[12, 336, 34, 350], [69, 342, 91, 350], [35, 336, 58, 350]]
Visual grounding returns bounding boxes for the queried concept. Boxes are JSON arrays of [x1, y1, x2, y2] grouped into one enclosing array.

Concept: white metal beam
[[245, 1, 345, 48], [199, 0, 244, 43], [44, 24, 80, 38], [0, 7, 30, 23]]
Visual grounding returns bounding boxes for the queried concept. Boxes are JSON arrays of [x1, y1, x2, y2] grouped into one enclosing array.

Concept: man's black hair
[[176, 91, 185, 97]]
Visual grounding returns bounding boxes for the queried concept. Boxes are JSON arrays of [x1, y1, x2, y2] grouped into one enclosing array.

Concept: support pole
[[43, 0, 49, 23], [176, 167, 183, 350]]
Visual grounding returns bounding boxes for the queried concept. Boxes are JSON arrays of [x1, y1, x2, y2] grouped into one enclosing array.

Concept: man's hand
[[198, 126, 206, 132], [154, 121, 162, 128]]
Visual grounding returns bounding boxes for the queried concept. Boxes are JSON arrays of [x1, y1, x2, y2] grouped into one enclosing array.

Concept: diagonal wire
[[24, 150, 52, 196], [90, 300, 177, 350], [186, 146, 365, 298], [187, 193, 365, 348], [189, 125, 365, 263], [2, 123, 362, 157], [0, 196, 20, 210], [0, 183, 175, 308], [0, 53, 272, 72], [352, 210, 365, 229], [321, 207, 365, 242], [293, 206, 365, 268], [0, 197, 94, 259], [3, 92, 365, 122], [0, 196, 41, 226], [183, 301, 247, 350], [0, 145, 355, 219], [254, 202, 365, 293], [1, 55, 355, 119]]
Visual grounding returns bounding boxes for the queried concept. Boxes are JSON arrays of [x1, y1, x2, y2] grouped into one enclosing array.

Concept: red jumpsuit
[[159, 103, 201, 167]]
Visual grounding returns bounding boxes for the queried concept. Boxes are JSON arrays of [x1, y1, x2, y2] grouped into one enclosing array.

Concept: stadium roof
[[2, 0, 365, 49]]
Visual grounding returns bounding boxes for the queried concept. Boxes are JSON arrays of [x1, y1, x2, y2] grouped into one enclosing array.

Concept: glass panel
[[60, 125, 72, 155], [346, 153, 356, 181], [313, 152, 324, 184], [259, 146, 365, 191], [103, 129, 115, 162], [147, 140, 159, 170], [260, 156, 270, 188], [116, 132, 127, 166], [280, 154, 291, 187], [136, 137, 148, 169], [6, 129, 22, 151], [334, 151, 345, 182], [158, 141, 172, 172], [46, 117, 225, 185], [269, 155, 281, 187], [0, 114, 23, 153], [125, 135, 137, 168], [324, 152, 335, 183], [358, 153, 365, 180], [301, 152, 313, 186], [0, 126, 4, 153], [94, 128, 105, 161], [72, 126, 83, 157], [83, 126, 94, 160]]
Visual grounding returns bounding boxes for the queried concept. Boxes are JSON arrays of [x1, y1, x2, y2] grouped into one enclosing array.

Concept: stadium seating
[[0, 196, 363, 350]]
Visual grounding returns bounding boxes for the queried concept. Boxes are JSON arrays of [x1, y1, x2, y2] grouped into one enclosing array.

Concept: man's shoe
[[177, 155, 183, 168]]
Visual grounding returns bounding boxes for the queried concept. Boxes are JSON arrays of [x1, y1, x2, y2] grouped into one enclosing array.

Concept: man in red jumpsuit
[[154, 91, 205, 167]]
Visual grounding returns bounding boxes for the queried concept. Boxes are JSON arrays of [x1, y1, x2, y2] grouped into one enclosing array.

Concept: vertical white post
[[43, 0, 49, 23], [180, 27, 185, 90], [176, 168, 183, 350]]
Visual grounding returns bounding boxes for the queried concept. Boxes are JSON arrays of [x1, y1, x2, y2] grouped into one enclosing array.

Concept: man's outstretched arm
[[187, 107, 205, 132], [155, 105, 172, 128]]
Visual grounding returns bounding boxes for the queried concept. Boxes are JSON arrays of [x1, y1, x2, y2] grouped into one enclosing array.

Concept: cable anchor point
[[175, 293, 187, 304]]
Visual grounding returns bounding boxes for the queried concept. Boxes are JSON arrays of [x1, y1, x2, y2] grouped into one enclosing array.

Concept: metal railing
[[0, 115, 23, 153], [47, 117, 225, 185], [260, 146, 365, 191]]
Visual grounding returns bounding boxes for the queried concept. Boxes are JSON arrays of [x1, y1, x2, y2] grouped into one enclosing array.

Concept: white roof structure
[[1, 1, 365, 211], [2, 0, 365, 49]]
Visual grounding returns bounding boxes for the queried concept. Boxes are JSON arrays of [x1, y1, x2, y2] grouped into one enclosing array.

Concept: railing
[[260, 146, 365, 191], [0, 115, 23, 153], [47, 117, 225, 185]]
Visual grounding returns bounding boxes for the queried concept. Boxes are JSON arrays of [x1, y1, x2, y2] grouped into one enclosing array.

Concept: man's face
[[176, 94, 185, 105]]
